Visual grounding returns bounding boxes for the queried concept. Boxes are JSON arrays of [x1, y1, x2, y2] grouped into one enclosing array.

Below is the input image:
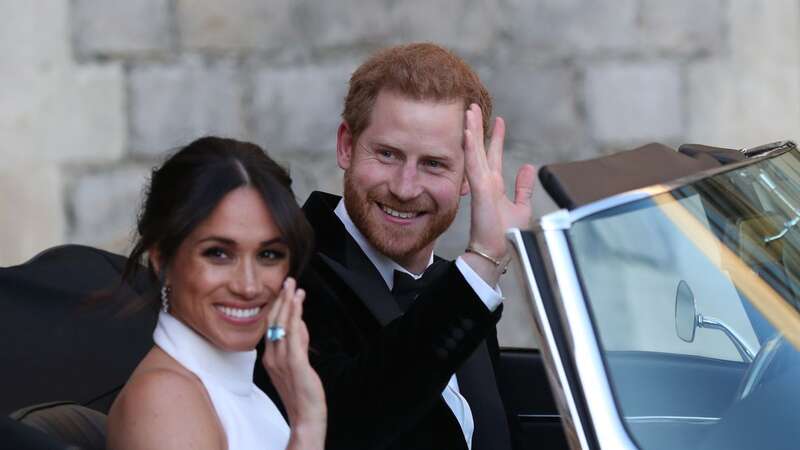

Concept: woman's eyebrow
[[196, 236, 235, 246], [260, 237, 287, 246], [195, 236, 286, 246]]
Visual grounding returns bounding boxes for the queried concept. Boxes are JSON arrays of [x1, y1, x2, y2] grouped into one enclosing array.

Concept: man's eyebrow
[[195, 236, 287, 246], [372, 141, 456, 161], [369, 141, 402, 152]]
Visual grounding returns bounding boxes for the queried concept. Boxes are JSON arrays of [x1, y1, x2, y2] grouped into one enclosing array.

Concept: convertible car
[[508, 139, 800, 449], [3, 140, 800, 449]]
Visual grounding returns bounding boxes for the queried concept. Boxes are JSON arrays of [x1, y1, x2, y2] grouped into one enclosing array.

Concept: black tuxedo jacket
[[263, 191, 514, 450]]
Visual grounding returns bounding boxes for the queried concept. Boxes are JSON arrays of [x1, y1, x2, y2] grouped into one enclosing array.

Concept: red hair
[[343, 42, 492, 142]]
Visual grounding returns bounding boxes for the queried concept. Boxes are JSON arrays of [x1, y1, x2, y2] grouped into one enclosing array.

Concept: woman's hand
[[263, 277, 326, 449]]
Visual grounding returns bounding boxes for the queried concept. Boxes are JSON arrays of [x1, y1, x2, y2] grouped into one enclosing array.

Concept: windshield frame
[[514, 146, 796, 449], [538, 146, 793, 233]]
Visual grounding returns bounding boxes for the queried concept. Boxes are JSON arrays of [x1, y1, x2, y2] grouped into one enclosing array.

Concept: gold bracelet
[[465, 246, 509, 274]]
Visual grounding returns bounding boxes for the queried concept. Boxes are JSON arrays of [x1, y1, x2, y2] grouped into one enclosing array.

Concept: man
[[279, 43, 533, 450]]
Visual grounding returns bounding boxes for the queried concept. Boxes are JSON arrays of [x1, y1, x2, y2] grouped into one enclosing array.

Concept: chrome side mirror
[[675, 280, 697, 343], [674, 280, 756, 361]]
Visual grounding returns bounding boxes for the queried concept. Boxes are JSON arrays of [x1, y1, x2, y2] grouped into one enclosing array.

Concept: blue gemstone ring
[[267, 325, 286, 342]]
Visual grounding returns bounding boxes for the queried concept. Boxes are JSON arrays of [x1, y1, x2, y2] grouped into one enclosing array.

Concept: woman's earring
[[161, 285, 171, 313]]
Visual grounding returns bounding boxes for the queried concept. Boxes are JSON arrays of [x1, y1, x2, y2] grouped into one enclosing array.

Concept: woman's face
[[164, 187, 290, 352]]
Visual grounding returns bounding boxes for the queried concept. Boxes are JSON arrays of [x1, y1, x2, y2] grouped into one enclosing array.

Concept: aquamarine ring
[[267, 325, 286, 342]]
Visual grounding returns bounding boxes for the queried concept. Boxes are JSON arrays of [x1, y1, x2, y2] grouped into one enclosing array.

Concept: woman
[[107, 137, 326, 450]]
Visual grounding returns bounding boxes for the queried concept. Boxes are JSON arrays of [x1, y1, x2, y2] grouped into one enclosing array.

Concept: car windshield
[[568, 149, 800, 450]]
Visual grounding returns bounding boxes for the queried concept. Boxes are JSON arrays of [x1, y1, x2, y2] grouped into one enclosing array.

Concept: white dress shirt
[[334, 200, 503, 449]]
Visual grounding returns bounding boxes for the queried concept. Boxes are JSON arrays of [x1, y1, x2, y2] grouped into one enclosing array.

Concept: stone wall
[[3, 0, 799, 346]]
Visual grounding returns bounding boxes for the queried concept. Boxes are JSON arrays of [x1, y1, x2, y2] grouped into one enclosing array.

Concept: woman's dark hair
[[123, 136, 313, 308]]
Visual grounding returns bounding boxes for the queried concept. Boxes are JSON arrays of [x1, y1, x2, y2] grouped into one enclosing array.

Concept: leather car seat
[[10, 402, 106, 450]]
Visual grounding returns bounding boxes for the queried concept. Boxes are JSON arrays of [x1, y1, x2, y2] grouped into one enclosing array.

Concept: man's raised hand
[[462, 103, 536, 285]]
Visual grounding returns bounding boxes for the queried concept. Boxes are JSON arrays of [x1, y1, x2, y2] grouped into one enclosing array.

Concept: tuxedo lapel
[[304, 192, 401, 326], [317, 253, 401, 326]]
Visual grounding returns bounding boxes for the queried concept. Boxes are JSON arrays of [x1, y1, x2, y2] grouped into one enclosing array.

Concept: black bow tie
[[390, 260, 448, 312]]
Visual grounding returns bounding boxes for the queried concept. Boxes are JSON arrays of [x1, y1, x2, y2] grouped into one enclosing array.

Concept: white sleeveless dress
[[153, 311, 290, 450]]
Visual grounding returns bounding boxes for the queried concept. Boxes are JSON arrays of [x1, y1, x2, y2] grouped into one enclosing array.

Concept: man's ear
[[460, 176, 470, 196], [336, 122, 354, 170]]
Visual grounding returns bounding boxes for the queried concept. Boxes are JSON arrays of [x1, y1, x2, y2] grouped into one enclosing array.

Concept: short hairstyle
[[123, 136, 313, 309], [343, 42, 492, 143]]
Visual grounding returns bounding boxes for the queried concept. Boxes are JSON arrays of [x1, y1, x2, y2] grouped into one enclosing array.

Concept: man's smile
[[378, 203, 425, 220]]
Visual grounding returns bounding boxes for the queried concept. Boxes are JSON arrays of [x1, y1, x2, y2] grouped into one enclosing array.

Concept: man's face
[[338, 89, 469, 270]]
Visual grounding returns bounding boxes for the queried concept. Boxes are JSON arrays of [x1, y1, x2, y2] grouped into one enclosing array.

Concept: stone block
[[129, 57, 247, 157], [72, 0, 172, 57], [639, 0, 723, 55], [177, 0, 296, 52], [293, 0, 391, 49], [687, 60, 800, 148], [0, 165, 65, 267], [0, 0, 70, 68], [501, 0, 638, 60], [489, 64, 591, 163], [295, 0, 498, 56], [687, 1, 800, 148], [728, 0, 800, 67], [277, 151, 344, 206], [584, 62, 682, 144], [382, 0, 500, 55], [0, 62, 125, 165], [58, 64, 127, 162], [250, 62, 353, 154], [68, 165, 150, 254]]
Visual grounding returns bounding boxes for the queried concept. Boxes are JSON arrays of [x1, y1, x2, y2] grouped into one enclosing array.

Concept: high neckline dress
[[153, 312, 290, 450]]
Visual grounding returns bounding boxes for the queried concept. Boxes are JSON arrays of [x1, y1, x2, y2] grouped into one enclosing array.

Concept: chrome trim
[[537, 209, 573, 232], [625, 416, 720, 425], [558, 191, 654, 226], [507, 228, 590, 450], [540, 227, 639, 449], [763, 215, 800, 243], [741, 140, 796, 157], [535, 144, 794, 230], [739, 334, 783, 399], [697, 315, 756, 362]]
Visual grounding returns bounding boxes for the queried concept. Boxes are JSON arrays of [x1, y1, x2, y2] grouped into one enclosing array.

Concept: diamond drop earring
[[160, 285, 171, 313]]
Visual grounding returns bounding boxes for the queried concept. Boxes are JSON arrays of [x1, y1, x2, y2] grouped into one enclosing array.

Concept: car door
[[506, 189, 765, 449]]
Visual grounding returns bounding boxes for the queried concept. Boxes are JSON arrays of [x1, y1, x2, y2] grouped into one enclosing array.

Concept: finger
[[463, 129, 480, 187], [265, 278, 288, 329], [285, 288, 305, 336], [262, 339, 274, 370], [273, 279, 295, 359], [514, 164, 537, 208], [467, 104, 489, 170], [463, 109, 488, 187], [469, 103, 485, 145], [287, 289, 308, 364], [274, 277, 295, 329], [487, 116, 505, 172]]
